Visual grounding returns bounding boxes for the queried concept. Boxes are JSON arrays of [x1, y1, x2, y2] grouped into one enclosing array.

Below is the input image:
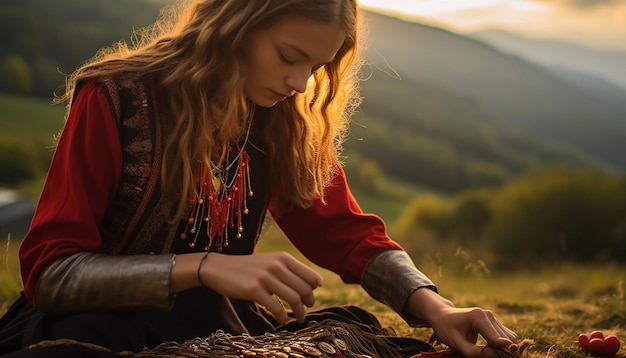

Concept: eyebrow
[[284, 43, 336, 67]]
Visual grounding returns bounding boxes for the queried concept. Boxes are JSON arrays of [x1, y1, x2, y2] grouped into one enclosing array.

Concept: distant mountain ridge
[[469, 29, 626, 90], [359, 11, 626, 171]]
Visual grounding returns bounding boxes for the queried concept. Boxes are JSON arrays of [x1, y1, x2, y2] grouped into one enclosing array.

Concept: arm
[[271, 164, 435, 324], [19, 81, 175, 312], [20, 81, 322, 317], [365, 252, 518, 357], [272, 165, 518, 357], [270, 164, 405, 283], [405, 288, 518, 358]]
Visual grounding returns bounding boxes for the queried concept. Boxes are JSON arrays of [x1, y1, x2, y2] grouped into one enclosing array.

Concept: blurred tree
[[395, 194, 453, 239], [0, 136, 42, 185], [486, 166, 626, 265], [464, 160, 510, 188], [0, 55, 33, 93], [393, 166, 626, 266], [451, 189, 493, 245]]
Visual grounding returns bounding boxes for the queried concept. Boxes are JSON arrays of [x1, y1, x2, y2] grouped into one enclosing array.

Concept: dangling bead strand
[[179, 104, 255, 251]]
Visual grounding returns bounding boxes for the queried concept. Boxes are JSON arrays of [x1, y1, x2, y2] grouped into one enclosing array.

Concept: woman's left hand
[[406, 288, 518, 358]]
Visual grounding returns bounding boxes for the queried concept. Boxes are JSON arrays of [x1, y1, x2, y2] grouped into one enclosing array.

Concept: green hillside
[[0, 0, 165, 97], [0, 93, 65, 137], [0, 94, 63, 188], [347, 69, 598, 192], [363, 11, 626, 171]]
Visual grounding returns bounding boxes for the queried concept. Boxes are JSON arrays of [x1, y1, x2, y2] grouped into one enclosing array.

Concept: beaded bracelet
[[197, 252, 210, 288]]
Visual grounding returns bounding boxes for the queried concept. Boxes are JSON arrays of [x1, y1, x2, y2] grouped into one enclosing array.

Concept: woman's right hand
[[196, 252, 323, 324]]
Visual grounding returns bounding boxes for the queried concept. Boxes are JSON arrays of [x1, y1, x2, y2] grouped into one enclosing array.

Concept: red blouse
[[19, 81, 403, 304]]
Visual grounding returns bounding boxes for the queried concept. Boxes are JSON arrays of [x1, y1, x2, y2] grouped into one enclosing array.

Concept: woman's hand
[[197, 252, 323, 325], [406, 288, 518, 358]]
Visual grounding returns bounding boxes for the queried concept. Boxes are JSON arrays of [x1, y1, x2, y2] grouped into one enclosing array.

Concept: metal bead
[[334, 338, 347, 351], [303, 347, 322, 357], [318, 342, 336, 355]]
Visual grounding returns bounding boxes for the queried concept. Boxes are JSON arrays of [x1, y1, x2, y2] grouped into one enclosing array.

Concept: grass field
[[2, 229, 625, 358], [256, 222, 626, 358], [0, 93, 65, 138]]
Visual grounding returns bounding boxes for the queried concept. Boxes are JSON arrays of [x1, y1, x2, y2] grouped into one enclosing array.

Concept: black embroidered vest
[[97, 74, 270, 255]]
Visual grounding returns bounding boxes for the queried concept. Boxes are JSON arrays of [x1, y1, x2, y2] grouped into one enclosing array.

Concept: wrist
[[405, 287, 454, 325], [169, 252, 209, 293], [197, 252, 210, 288]]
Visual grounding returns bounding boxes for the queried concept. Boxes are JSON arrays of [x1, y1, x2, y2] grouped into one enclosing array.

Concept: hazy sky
[[359, 0, 626, 52]]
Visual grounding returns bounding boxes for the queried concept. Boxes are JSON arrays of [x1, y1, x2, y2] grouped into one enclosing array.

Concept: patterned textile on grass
[[28, 319, 534, 358]]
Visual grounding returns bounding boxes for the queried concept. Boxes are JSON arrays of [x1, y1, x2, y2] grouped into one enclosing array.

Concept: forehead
[[257, 16, 346, 63]]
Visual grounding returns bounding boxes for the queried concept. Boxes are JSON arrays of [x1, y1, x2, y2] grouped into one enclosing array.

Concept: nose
[[285, 70, 310, 94]]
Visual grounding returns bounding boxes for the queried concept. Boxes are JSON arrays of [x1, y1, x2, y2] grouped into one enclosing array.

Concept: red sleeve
[[270, 165, 404, 284], [19, 81, 122, 304]]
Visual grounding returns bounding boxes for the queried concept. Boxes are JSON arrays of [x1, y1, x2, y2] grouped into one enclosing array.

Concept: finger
[[256, 292, 289, 325], [468, 331, 478, 344], [265, 278, 308, 323], [489, 317, 518, 343], [488, 315, 514, 339], [503, 327, 519, 342], [457, 342, 499, 358], [282, 254, 323, 289], [276, 268, 318, 308], [478, 345, 500, 358], [440, 330, 492, 358], [471, 310, 514, 347], [262, 255, 318, 308], [274, 254, 321, 307]]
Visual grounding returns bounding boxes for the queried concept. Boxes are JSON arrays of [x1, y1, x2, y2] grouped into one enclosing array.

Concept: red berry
[[588, 338, 606, 356], [590, 331, 605, 340], [604, 335, 620, 356], [579, 334, 591, 353]]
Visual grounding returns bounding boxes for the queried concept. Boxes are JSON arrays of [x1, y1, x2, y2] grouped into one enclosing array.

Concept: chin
[[248, 96, 280, 108], [256, 101, 280, 108]]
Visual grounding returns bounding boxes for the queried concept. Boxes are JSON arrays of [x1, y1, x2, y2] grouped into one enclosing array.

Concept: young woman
[[0, 0, 517, 357]]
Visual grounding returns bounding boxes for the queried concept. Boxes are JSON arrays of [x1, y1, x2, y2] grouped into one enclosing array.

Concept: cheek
[[253, 53, 276, 76], [250, 40, 281, 77]]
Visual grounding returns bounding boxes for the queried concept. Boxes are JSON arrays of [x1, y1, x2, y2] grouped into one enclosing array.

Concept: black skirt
[[0, 289, 432, 357]]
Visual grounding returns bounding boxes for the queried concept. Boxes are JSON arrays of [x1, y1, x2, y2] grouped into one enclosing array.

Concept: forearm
[[169, 251, 207, 293], [34, 252, 176, 313], [404, 284, 455, 326]]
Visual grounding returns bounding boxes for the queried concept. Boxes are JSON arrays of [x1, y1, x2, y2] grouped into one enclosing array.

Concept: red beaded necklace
[[180, 107, 255, 251]]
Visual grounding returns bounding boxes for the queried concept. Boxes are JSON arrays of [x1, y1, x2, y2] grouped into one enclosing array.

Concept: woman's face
[[244, 16, 346, 107]]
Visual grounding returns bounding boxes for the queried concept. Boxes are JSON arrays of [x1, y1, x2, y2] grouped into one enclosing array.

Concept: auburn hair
[[58, 0, 362, 219]]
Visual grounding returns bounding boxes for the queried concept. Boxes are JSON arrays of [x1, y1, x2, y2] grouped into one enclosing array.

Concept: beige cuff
[[34, 252, 176, 313], [361, 250, 437, 327]]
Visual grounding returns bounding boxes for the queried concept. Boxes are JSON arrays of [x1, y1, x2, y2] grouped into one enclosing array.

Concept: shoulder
[[81, 73, 153, 123]]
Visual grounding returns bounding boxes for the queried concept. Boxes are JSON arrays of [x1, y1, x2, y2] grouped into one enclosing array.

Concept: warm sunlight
[[359, 0, 509, 15], [358, 0, 626, 52]]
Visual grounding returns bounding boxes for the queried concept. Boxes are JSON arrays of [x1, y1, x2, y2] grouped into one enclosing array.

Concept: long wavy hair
[[58, 0, 362, 219]]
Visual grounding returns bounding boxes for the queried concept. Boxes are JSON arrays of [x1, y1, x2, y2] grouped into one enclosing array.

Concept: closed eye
[[278, 51, 296, 65]]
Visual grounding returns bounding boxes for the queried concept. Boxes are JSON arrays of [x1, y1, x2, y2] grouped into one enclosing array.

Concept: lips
[[270, 89, 291, 99]]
